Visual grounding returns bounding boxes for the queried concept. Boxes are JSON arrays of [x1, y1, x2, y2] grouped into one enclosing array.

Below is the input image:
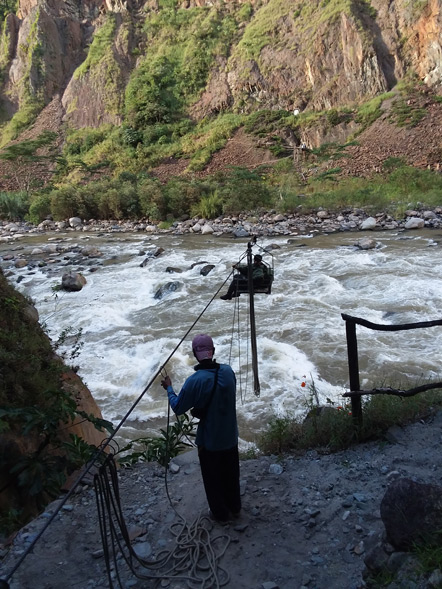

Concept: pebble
[[1, 206, 442, 244]]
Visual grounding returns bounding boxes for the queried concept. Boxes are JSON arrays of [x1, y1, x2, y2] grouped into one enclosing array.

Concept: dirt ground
[[2, 411, 442, 589]]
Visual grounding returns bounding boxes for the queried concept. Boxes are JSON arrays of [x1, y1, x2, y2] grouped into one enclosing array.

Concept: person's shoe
[[208, 509, 230, 523], [220, 294, 232, 300]]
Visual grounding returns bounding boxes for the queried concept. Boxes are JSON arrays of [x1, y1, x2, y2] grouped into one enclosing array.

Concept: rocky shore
[[1, 206, 442, 242], [2, 413, 442, 589]]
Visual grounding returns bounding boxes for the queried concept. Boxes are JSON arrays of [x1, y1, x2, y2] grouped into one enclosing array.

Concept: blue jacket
[[167, 361, 238, 451]]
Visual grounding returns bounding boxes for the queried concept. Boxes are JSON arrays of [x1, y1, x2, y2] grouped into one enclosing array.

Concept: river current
[[3, 228, 442, 448]]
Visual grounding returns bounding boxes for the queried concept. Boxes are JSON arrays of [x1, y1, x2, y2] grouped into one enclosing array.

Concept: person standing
[[161, 334, 241, 522]]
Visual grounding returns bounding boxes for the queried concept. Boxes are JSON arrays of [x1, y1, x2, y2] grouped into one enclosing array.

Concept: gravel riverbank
[[2, 206, 442, 242], [2, 412, 442, 589]]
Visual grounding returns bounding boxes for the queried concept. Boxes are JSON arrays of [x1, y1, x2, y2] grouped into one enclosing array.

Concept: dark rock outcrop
[[380, 477, 442, 550]]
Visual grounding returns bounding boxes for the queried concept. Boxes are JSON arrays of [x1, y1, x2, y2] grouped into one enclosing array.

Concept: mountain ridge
[[0, 0, 440, 190]]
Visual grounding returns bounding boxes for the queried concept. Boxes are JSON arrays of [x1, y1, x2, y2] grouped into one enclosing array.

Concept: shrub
[[382, 156, 407, 173], [102, 181, 140, 219], [191, 190, 223, 219], [217, 167, 275, 214], [118, 414, 195, 467], [259, 389, 442, 456], [124, 55, 180, 128], [138, 178, 164, 219], [0, 190, 28, 220], [27, 192, 51, 223], [64, 125, 113, 157], [161, 177, 208, 219], [50, 185, 80, 220]]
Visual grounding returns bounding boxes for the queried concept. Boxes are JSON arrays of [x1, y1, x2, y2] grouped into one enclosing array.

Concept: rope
[[94, 455, 231, 588], [1, 270, 234, 587], [3, 242, 262, 587], [92, 391, 231, 588]]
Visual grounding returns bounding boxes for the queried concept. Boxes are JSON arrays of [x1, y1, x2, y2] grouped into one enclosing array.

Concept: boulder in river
[[355, 237, 377, 250], [140, 247, 165, 267], [61, 272, 87, 292], [200, 264, 215, 276], [154, 281, 182, 300]]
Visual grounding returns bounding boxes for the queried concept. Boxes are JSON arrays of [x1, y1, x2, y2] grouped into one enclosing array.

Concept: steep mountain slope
[[0, 0, 440, 187]]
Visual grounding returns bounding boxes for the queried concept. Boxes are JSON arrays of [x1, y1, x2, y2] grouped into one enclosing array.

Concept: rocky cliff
[[0, 0, 440, 139], [0, 267, 108, 525]]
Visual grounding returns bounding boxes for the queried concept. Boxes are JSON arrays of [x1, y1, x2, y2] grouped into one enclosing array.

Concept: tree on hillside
[[0, 0, 17, 22]]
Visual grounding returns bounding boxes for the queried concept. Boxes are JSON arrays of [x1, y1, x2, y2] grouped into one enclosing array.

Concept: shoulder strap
[[200, 364, 220, 413], [206, 364, 220, 405]]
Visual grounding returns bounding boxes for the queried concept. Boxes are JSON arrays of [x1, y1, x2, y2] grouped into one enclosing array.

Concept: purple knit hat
[[192, 334, 214, 361]]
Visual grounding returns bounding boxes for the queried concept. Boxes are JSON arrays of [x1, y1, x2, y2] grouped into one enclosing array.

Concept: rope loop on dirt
[[94, 452, 231, 588], [1, 270, 233, 587]]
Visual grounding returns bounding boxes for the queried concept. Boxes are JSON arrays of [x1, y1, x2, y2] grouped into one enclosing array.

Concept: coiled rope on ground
[[1, 263, 238, 588]]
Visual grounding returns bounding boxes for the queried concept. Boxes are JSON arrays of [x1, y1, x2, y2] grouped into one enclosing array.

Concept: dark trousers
[[198, 445, 241, 521], [226, 276, 265, 297], [226, 276, 247, 297]]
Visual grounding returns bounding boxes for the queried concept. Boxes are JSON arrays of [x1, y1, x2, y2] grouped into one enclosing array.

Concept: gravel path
[[2, 412, 442, 589]]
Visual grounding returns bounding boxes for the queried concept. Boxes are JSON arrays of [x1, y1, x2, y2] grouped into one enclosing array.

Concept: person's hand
[[161, 375, 171, 390]]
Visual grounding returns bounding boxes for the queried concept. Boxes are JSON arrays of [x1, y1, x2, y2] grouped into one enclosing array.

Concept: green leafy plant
[[118, 413, 196, 467], [0, 190, 28, 220], [53, 326, 84, 362], [0, 272, 114, 536], [259, 376, 442, 456], [191, 190, 223, 219]]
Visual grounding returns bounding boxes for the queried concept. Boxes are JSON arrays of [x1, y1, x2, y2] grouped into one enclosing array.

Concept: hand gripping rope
[[1, 240, 272, 588], [1, 268, 235, 589]]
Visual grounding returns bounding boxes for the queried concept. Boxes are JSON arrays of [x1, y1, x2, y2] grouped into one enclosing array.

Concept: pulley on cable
[[220, 237, 275, 397]]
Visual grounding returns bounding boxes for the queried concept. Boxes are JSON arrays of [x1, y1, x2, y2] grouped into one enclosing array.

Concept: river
[[2, 228, 442, 448]]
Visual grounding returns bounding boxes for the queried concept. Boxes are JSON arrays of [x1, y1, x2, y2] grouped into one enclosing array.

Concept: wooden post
[[247, 243, 260, 396], [345, 319, 362, 426]]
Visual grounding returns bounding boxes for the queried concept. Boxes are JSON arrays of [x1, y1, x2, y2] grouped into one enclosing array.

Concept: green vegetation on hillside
[[0, 0, 17, 24], [0, 0, 438, 229], [125, 4, 240, 129], [0, 271, 113, 535], [74, 14, 117, 79], [12, 158, 441, 225], [0, 8, 45, 146], [0, 77, 438, 227]]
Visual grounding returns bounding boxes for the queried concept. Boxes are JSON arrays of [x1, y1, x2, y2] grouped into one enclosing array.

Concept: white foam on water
[[7, 229, 442, 444]]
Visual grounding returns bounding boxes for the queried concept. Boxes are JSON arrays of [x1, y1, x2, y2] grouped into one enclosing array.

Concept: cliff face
[[0, 0, 440, 136], [0, 267, 107, 520]]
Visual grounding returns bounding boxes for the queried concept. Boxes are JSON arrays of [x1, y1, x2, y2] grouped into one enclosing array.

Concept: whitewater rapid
[[4, 228, 442, 446]]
